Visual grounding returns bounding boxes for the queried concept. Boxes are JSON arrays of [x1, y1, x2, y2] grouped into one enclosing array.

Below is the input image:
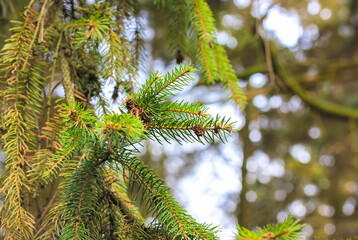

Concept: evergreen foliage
[[0, 0, 301, 240], [32, 64, 230, 239], [156, 0, 246, 107], [236, 216, 305, 240]]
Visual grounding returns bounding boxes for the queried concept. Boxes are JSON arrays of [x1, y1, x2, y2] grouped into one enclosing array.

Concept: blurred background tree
[[1, 0, 358, 239]]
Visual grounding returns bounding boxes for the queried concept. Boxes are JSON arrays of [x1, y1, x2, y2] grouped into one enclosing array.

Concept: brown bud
[[193, 124, 206, 137], [123, 98, 136, 111], [112, 84, 120, 102], [214, 122, 222, 134], [176, 49, 184, 64], [68, 110, 77, 118], [263, 232, 275, 239]]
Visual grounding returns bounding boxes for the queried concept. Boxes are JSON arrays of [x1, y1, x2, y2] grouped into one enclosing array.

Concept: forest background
[[1, 0, 358, 239]]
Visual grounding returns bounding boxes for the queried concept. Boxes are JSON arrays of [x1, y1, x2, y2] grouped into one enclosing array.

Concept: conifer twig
[[44, 144, 78, 179], [140, 76, 159, 100], [153, 67, 192, 97], [226, 74, 244, 108], [198, 39, 212, 79], [114, 157, 189, 238], [21, 0, 49, 71], [194, 0, 213, 45], [167, 108, 207, 117], [148, 124, 232, 133]]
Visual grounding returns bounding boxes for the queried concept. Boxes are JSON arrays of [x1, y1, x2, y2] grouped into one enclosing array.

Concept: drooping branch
[[194, 0, 212, 44], [198, 38, 213, 80], [21, 0, 50, 70], [113, 156, 219, 239]]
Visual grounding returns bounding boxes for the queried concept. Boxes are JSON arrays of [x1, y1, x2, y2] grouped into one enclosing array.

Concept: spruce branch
[[147, 121, 232, 142], [140, 74, 159, 101], [100, 29, 124, 83], [42, 102, 97, 181], [102, 175, 168, 239], [123, 65, 236, 144], [192, 0, 216, 45], [128, 64, 198, 122], [1, 167, 36, 239], [186, 0, 218, 82], [135, 63, 196, 104], [197, 38, 215, 81], [226, 73, 246, 108], [106, 176, 146, 226], [167, 108, 207, 117], [215, 45, 247, 107], [165, 0, 190, 63], [158, 0, 247, 107], [59, 155, 107, 240], [21, 0, 50, 71], [236, 216, 305, 240], [98, 113, 146, 142], [146, 110, 234, 144], [165, 101, 209, 118], [35, 201, 65, 240], [113, 155, 219, 240], [154, 67, 192, 97], [0, 2, 245, 239], [68, 12, 113, 49], [0, 9, 49, 238], [102, 187, 153, 239], [131, 9, 145, 69]]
